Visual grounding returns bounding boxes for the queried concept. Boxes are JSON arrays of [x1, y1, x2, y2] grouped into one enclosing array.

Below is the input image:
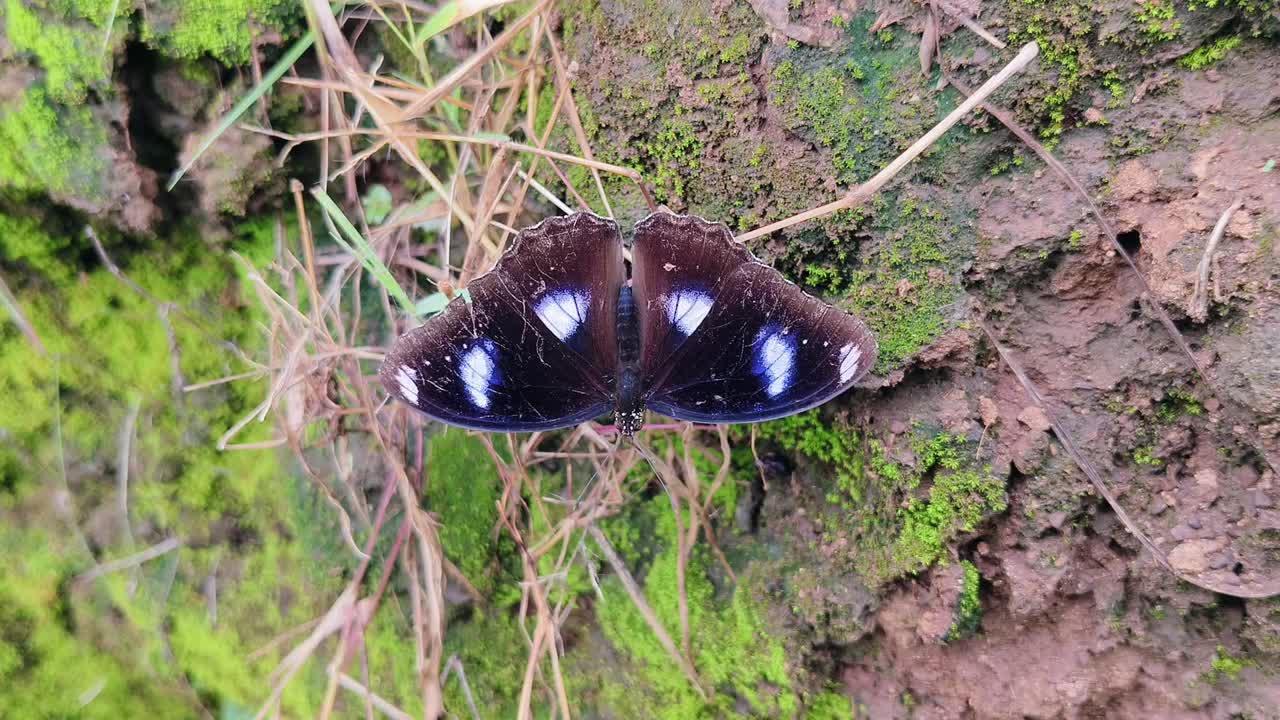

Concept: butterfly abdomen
[[615, 284, 644, 436]]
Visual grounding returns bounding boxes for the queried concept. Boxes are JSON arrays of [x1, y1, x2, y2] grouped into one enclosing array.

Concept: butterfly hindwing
[[635, 214, 877, 424], [379, 213, 625, 431]]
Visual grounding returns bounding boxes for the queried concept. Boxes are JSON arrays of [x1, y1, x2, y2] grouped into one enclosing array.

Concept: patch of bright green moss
[[846, 197, 966, 371], [892, 465, 1005, 575], [0, 533, 194, 718], [425, 428, 506, 594], [805, 690, 855, 718], [644, 114, 703, 202], [1007, 0, 1098, 144], [589, 497, 799, 718], [1156, 386, 1205, 422], [0, 212, 77, 282], [1179, 36, 1243, 69], [946, 560, 982, 641], [1202, 645, 1253, 682], [440, 613, 527, 715], [759, 413, 1006, 585], [0, 218, 389, 716], [140, 0, 298, 64], [0, 88, 109, 199], [4, 0, 124, 103], [1132, 445, 1163, 467]]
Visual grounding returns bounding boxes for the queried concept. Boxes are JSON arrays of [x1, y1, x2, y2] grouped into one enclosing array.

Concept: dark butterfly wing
[[633, 213, 877, 424], [631, 213, 754, 382], [379, 213, 624, 432]]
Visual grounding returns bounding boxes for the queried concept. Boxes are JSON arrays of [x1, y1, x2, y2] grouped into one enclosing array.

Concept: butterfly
[[379, 212, 877, 437]]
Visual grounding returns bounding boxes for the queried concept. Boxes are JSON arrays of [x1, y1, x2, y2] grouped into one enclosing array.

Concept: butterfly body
[[380, 212, 877, 437], [614, 284, 647, 436]]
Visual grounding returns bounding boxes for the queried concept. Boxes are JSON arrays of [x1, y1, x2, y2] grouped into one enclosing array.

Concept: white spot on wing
[[754, 327, 796, 399], [665, 289, 713, 336], [459, 343, 497, 409], [535, 290, 589, 341], [395, 366, 419, 405], [838, 343, 862, 384]]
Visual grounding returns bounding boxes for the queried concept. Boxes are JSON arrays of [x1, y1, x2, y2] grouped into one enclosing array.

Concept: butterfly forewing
[[635, 215, 877, 423], [379, 213, 625, 431], [631, 213, 755, 383]]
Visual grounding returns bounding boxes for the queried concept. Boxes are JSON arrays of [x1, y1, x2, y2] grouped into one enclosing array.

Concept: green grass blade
[[310, 187, 419, 318], [166, 33, 315, 191], [417, 1, 461, 43]]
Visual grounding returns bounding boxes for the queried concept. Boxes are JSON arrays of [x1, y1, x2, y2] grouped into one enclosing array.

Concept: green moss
[[4, 0, 124, 103], [805, 690, 855, 718], [0, 87, 109, 199], [1007, 0, 1097, 143], [1133, 0, 1183, 42], [946, 560, 982, 641], [844, 197, 966, 371], [0, 535, 194, 718], [781, 195, 962, 373], [892, 466, 1006, 576], [583, 497, 798, 717], [425, 428, 505, 594], [759, 414, 1006, 585], [560, 0, 765, 214], [440, 614, 526, 715], [140, 0, 297, 63], [1179, 36, 1243, 69], [1155, 386, 1204, 422], [1203, 645, 1253, 682], [719, 33, 753, 64], [768, 19, 951, 185], [1133, 445, 1163, 467], [644, 115, 703, 202], [0, 219, 382, 716], [0, 213, 77, 282]]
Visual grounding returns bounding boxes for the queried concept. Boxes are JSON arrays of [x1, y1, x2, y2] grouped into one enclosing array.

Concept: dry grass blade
[[336, 674, 412, 720], [74, 537, 181, 585], [936, 0, 1006, 49], [307, 0, 477, 233], [401, 0, 554, 119]]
